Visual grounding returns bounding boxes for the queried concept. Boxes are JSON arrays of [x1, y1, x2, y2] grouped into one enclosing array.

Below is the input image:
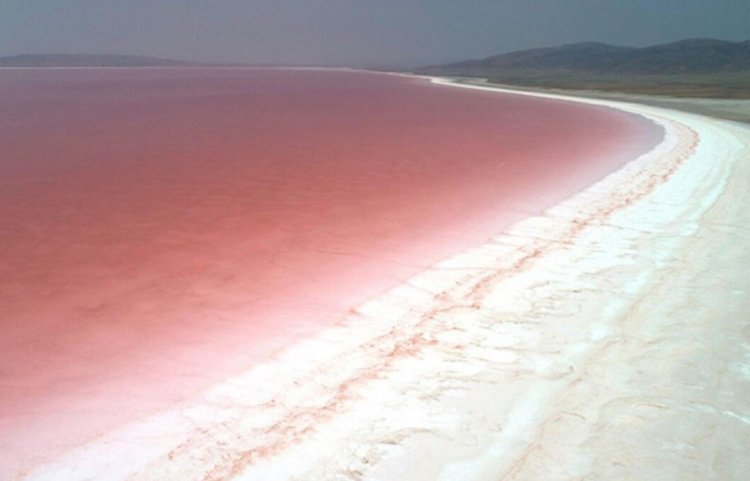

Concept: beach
[[3, 72, 749, 480]]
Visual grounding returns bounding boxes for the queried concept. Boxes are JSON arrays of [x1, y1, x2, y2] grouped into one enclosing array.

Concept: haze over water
[[0, 68, 660, 470]]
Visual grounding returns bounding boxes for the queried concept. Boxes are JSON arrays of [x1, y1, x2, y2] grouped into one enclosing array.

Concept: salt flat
[[16, 77, 750, 481]]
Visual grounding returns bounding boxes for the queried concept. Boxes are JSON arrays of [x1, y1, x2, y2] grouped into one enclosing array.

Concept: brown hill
[[420, 39, 750, 76], [418, 39, 750, 98]]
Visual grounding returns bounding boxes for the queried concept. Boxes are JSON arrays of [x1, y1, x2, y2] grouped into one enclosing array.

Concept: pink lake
[[0, 68, 661, 472]]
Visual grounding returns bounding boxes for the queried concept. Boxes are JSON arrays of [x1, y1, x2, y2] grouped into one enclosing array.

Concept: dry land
[[481, 79, 750, 124], [480, 72, 750, 99]]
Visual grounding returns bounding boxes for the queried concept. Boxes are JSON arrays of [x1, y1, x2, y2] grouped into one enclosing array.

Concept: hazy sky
[[1, 0, 748, 67]]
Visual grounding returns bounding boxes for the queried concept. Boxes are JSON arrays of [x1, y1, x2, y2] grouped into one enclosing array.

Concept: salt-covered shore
[[18, 79, 750, 480]]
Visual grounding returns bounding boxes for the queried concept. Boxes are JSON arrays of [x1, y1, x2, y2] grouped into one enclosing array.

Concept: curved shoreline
[[1, 68, 659, 477], [18, 78, 750, 480]]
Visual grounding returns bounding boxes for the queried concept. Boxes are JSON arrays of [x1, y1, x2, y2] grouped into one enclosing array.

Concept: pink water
[[0, 68, 660, 472]]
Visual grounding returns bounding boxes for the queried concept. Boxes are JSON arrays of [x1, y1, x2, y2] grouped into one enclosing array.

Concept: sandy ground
[[567, 92, 750, 126], [600, 95, 750, 125], [465, 78, 750, 125], [16, 78, 750, 481]]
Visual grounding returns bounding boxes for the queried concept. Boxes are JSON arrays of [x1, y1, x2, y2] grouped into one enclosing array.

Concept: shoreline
[[1, 66, 658, 474], [449, 76, 750, 125], [15, 77, 750, 480]]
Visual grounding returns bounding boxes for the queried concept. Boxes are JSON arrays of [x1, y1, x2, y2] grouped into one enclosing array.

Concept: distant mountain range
[[3, 40, 749, 98], [0, 54, 195, 67], [417, 39, 750, 98], [420, 38, 750, 76]]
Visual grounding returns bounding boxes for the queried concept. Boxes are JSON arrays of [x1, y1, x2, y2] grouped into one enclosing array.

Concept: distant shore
[[458, 77, 750, 124], [415, 38, 750, 100], [463, 73, 750, 99]]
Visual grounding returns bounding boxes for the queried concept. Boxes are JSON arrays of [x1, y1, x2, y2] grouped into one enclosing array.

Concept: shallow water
[[0, 68, 661, 472]]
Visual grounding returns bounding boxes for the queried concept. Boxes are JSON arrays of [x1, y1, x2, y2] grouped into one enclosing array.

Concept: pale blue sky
[[1, 1, 748, 67]]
